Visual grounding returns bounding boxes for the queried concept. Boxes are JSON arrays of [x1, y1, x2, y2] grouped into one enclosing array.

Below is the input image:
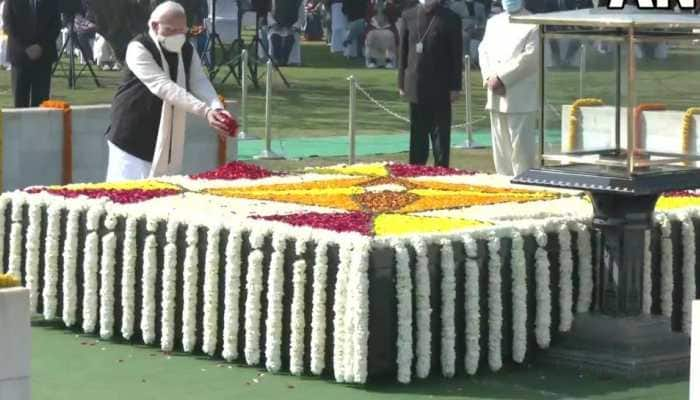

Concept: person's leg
[[30, 61, 52, 107], [11, 63, 31, 108], [409, 103, 431, 165], [508, 112, 538, 176], [490, 112, 514, 175], [430, 100, 452, 167]]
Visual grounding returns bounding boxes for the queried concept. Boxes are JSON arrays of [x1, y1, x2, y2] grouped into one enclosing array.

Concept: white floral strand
[[160, 221, 179, 352], [660, 216, 674, 318], [183, 225, 200, 352], [350, 239, 371, 384], [24, 203, 43, 313], [682, 214, 696, 335], [511, 232, 527, 364], [290, 258, 308, 376], [62, 208, 81, 327], [558, 225, 574, 333], [82, 208, 103, 334], [413, 239, 432, 379], [202, 227, 222, 356], [42, 204, 62, 320], [310, 240, 329, 375], [534, 228, 551, 349], [140, 233, 158, 344], [222, 229, 243, 362], [394, 242, 413, 383], [487, 235, 503, 372], [265, 233, 287, 373], [120, 217, 138, 339], [342, 247, 359, 383], [7, 197, 25, 279], [244, 248, 264, 366], [332, 244, 352, 383], [464, 236, 480, 375], [99, 231, 117, 339], [642, 229, 653, 315], [575, 224, 593, 313], [440, 240, 456, 378]]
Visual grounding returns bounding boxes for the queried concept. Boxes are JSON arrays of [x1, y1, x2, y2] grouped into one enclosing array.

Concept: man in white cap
[[479, 0, 540, 176], [105, 1, 233, 182]]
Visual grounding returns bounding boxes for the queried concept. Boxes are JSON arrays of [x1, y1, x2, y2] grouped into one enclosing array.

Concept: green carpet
[[32, 323, 688, 400], [237, 130, 562, 161]]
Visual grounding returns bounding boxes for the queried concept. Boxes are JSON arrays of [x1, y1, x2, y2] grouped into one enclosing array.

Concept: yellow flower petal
[[373, 214, 489, 236]]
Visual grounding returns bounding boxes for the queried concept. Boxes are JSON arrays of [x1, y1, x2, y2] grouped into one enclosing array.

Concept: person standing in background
[[342, 0, 369, 58], [329, 0, 346, 52], [3, 0, 61, 107], [479, 0, 539, 176], [398, 0, 463, 168], [0, 1, 10, 70]]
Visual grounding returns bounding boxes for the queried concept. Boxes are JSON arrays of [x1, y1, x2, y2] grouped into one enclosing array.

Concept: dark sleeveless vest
[[105, 33, 194, 162]]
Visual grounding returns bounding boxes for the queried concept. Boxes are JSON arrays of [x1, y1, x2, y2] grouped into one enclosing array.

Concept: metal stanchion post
[[238, 50, 257, 140], [254, 60, 284, 160], [579, 43, 586, 99], [454, 55, 484, 149], [348, 75, 357, 165]]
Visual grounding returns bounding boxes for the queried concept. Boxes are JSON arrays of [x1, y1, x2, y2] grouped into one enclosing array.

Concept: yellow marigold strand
[[566, 98, 604, 153], [682, 108, 700, 159], [0, 273, 21, 288]]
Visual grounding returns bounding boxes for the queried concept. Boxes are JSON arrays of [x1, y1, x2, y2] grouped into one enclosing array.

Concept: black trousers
[[11, 61, 53, 108], [409, 101, 452, 167]]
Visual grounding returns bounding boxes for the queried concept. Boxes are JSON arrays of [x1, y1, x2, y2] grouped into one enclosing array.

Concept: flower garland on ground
[[99, 214, 118, 339], [440, 240, 457, 378], [203, 226, 222, 356], [120, 217, 138, 340], [681, 107, 700, 159], [222, 229, 243, 361], [511, 232, 527, 364], [565, 98, 604, 152], [413, 238, 432, 379], [394, 241, 413, 383], [191, 161, 274, 181], [487, 235, 503, 372], [463, 235, 480, 375]]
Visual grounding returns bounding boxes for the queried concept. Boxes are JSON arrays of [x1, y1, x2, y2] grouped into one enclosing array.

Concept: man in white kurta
[[105, 2, 232, 182], [478, 0, 539, 176]]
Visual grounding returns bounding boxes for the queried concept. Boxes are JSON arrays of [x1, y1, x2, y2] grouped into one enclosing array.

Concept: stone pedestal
[[0, 287, 31, 400]]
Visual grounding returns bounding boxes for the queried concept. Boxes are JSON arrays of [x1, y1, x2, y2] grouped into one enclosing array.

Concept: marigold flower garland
[[289, 240, 308, 376], [332, 244, 352, 382], [349, 239, 371, 383], [413, 238, 432, 379], [681, 107, 700, 159], [25, 202, 43, 313], [222, 229, 243, 362], [464, 235, 480, 375], [82, 207, 104, 334], [394, 241, 413, 383], [511, 232, 527, 364], [310, 240, 329, 375], [183, 224, 201, 352], [244, 231, 266, 365], [62, 207, 82, 327], [440, 240, 457, 378], [0, 273, 20, 288], [7, 195, 25, 279], [265, 233, 287, 373], [140, 219, 159, 344], [161, 220, 179, 352], [565, 98, 604, 152], [99, 214, 118, 339], [120, 217, 138, 340], [42, 203, 62, 320], [203, 226, 222, 356], [487, 236, 503, 372]]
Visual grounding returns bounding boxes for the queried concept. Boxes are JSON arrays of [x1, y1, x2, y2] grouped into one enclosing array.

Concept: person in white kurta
[[330, 0, 347, 53], [105, 2, 231, 182], [478, 0, 539, 176]]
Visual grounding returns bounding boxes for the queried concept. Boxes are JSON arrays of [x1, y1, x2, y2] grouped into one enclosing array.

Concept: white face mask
[[158, 33, 186, 53], [419, 0, 439, 6]]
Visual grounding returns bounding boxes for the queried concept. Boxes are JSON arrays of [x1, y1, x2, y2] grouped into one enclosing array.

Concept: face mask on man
[[501, 0, 523, 14], [419, 0, 440, 7], [158, 33, 186, 53]]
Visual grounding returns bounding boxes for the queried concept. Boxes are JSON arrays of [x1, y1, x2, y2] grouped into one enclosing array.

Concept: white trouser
[[330, 3, 347, 53], [489, 111, 537, 177], [105, 141, 152, 182]]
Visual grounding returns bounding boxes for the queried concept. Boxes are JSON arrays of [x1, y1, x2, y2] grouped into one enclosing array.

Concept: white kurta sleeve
[[188, 49, 225, 111], [496, 27, 540, 89], [478, 21, 493, 85], [125, 41, 211, 118]]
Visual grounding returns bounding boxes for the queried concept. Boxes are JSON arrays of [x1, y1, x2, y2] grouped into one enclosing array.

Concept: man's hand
[[487, 77, 506, 96], [450, 91, 461, 103], [207, 108, 233, 141], [25, 44, 43, 61]]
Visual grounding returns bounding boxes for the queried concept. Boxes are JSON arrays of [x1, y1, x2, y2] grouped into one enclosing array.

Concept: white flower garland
[[244, 230, 267, 366], [413, 238, 432, 379], [222, 229, 243, 362], [487, 235, 503, 372], [310, 240, 329, 375], [394, 241, 413, 383], [682, 214, 696, 335], [660, 216, 674, 318], [140, 229, 158, 345], [290, 256, 308, 376], [534, 228, 551, 349], [183, 224, 200, 352], [160, 221, 179, 352], [574, 224, 593, 314], [244, 248, 265, 366], [350, 239, 371, 384], [7, 196, 26, 279], [25, 202, 43, 313], [82, 207, 103, 334], [332, 244, 352, 383], [463, 235, 480, 375], [643, 229, 652, 315], [265, 233, 287, 373], [202, 226, 222, 356], [342, 246, 359, 384], [511, 232, 527, 364], [62, 207, 81, 327], [120, 217, 138, 340], [99, 228, 117, 339], [558, 225, 574, 333], [440, 240, 456, 378], [42, 203, 62, 320]]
